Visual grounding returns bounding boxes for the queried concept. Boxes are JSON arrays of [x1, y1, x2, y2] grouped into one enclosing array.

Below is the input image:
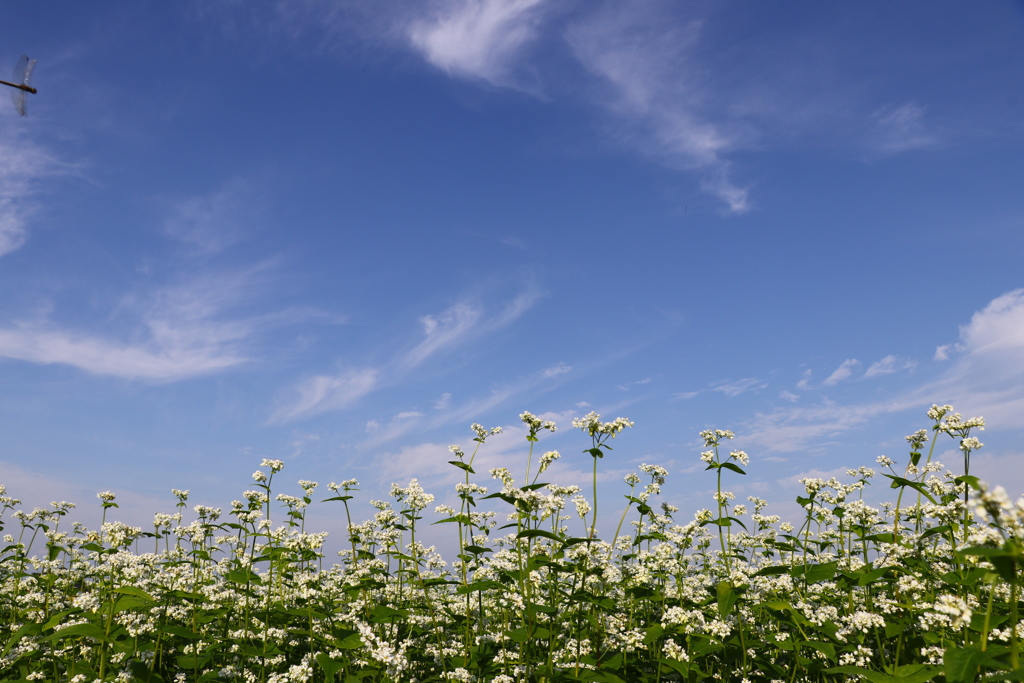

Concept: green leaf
[[448, 460, 476, 473], [113, 594, 156, 613], [857, 565, 890, 586], [225, 568, 263, 584], [317, 653, 347, 681], [456, 579, 506, 594], [128, 660, 165, 683], [719, 461, 747, 475], [644, 625, 664, 644], [945, 646, 984, 683], [507, 626, 531, 643], [920, 524, 953, 541], [800, 640, 835, 658], [47, 622, 107, 641], [162, 624, 203, 639], [824, 665, 941, 683], [332, 630, 364, 649], [754, 565, 790, 577], [368, 605, 408, 623], [113, 586, 156, 600], [791, 560, 838, 583], [716, 581, 737, 618], [955, 475, 983, 491], [517, 529, 562, 542], [882, 474, 938, 504]]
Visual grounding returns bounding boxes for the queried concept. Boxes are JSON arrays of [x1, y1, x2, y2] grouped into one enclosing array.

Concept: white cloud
[[0, 266, 286, 380], [864, 354, 916, 378], [915, 289, 1024, 429], [542, 362, 571, 378], [779, 390, 799, 402], [0, 136, 64, 257], [407, 0, 548, 86], [566, 4, 748, 212], [742, 397, 914, 453], [404, 303, 482, 367], [742, 289, 1024, 452], [673, 391, 698, 400], [434, 392, 452, 409], [277, 290, 538, 422], [712, 378, 767, 396], [871, 102, 938, 155], [163, 178, 259, 255], [0, 325, 245, 380], [822, 359, 859, 386], [393, 410, 424, 419], [273, 368, 379, 422], [401, 290, 539, 368], [795, 369, 812, 390]]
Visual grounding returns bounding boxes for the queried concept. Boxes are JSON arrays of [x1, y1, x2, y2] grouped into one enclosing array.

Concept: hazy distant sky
[[2, 1, 1023, 551]]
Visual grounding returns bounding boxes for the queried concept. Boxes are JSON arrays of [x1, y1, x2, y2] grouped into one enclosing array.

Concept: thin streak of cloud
[[403, 303, 482, 368], [870, 102, 938, 155], [864, 354, 916, 378], [0, 136, 66, 257], [162, 178, 260, 255], [272, 368, 379, 423], [277, 289, 540, 422], [712, 378, 768, 396], [542, 362, 571, 378], [822, 359, 859, 386]]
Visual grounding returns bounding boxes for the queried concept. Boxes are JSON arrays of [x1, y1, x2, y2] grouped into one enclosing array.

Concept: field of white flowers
[[2, 404, 1022, 683]]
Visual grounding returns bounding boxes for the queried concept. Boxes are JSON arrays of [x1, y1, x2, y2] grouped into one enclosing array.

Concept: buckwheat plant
[[2, 403, 1023, 682]]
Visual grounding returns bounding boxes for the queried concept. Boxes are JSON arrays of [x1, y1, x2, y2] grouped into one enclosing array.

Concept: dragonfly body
[[0, 79, 36, 94]]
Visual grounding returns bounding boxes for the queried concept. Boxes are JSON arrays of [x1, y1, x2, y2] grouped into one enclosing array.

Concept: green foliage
[[0, 405, 1021, 682]]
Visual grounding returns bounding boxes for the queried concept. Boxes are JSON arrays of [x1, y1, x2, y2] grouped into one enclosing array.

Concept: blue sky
[[2, 1, 1023, 552]]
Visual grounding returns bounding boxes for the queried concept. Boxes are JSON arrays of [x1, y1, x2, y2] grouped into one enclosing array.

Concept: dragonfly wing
[[13, 55, 27, 82], [11, 88, 25, 116], [21, 58, 36, 87], [10, 55, 35, 115]]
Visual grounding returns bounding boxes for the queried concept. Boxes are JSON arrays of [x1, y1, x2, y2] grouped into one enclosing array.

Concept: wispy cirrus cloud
[[273, 368, 379, 422], [407, 0, 549, 87], [276, 289, 540, 422], [0, 264, 298, 380], [864, 354, 916, 378], [870, 102, 938, 155], [0, 136, 66, 257], [162, 178, 261, 255], [542, 362, 571, 378], [712, 377, 767, 396], [566, 4, 749, 212]]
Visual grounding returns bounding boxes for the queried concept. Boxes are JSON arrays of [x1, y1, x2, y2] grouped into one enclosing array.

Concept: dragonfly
[[0, 55, 37, 116]]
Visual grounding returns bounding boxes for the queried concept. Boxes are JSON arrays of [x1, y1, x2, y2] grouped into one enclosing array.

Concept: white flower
[[538, 450, 560, 474], [933, 594, 972, 629]]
